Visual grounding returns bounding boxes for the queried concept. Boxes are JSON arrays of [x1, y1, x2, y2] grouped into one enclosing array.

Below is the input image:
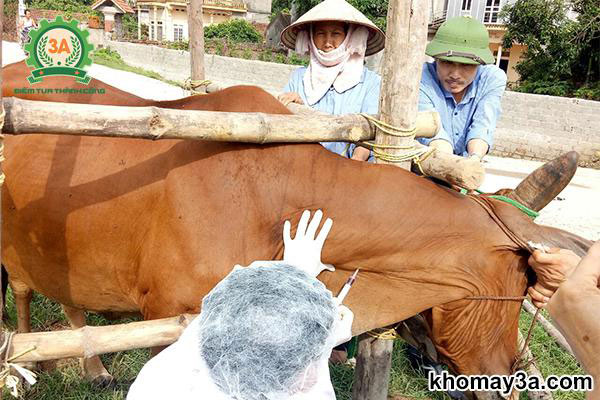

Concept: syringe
[[335, 269, 359, 305]]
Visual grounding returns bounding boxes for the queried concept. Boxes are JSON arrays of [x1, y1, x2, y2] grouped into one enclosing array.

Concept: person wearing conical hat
[[278, 0, 385, 162], [416, 16, 507, 161]]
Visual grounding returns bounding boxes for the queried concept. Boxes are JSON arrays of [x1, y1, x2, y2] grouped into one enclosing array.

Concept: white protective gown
[[127, 310, 351, 400]]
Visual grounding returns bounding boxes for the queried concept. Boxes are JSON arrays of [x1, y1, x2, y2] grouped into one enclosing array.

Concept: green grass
[[90, 48, 182, 89], [2, 289, 584, 399]]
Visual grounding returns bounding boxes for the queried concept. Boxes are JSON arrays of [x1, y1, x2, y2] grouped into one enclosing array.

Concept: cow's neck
[[277, 146, 520, 334]]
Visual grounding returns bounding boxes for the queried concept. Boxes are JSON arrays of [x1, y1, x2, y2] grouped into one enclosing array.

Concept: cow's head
[[424, 251, 529, 378]]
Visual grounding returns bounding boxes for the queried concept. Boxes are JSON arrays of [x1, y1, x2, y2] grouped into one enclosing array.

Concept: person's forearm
[[466, 139, 489, 158], [548, 290, 600, 384]]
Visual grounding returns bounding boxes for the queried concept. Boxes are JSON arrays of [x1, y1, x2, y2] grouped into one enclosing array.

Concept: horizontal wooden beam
[[2, 97, 439, 143], [9, 314, 197, 363]]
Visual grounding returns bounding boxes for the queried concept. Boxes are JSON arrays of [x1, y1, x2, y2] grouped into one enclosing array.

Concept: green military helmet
[[426, 16, 495, 65]]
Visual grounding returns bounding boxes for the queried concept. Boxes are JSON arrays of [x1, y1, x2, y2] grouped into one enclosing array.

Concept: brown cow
[[2, 61, 592, 396]]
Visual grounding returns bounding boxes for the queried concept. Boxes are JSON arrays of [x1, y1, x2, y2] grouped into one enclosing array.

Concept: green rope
[[459, 189, 540, 219], [489, 195, 540, 219]]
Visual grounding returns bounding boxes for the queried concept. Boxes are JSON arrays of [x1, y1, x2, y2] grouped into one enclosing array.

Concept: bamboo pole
[[1, 97, 439, 141], [188, 0, 206, 93], [207, 83, 485, 189], [353, 2, 431, 399], [7, 314, 197, 363], [515, 331, 554, 400], [522, 300, 574, 357], [0, 0, 5, 340]]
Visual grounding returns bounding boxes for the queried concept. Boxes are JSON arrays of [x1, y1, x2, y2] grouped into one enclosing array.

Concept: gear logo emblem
[[24, 16, 94, 84]]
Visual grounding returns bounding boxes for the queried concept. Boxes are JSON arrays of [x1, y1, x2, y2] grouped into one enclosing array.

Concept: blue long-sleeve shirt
[[283, 66, 381, 161], [417, 62, 507, 156]]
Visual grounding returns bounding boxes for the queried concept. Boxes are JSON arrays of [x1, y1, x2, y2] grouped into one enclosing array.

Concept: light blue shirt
[[283, 66, 381, 161], [417, 62, 507, 156]]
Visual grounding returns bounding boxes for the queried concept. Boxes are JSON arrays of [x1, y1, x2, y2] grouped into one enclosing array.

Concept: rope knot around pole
[[183, 78, 212, 95], [359, 113, 435, 171], [0, 331, 38, 397]]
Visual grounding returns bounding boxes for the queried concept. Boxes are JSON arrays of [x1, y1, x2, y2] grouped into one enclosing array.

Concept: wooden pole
[[353, 2, 430, 400], [522, 300, 574, 356], [7, 314, 196, 363], [2, 96, 440, 139], [205, 83, 485, 188], [188, 0, 205, 91], [514, 331, 553, 400], [0, 0, 5, 341]]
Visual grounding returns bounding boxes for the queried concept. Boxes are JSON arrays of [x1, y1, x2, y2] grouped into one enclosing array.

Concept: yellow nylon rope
[[366, 325, 403, 340], [183, 78, 212, 95], [359, 113, 435, 172]]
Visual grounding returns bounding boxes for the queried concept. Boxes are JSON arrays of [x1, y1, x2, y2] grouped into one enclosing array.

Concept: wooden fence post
[[188, 0, 205, 92], [352, 1, 430, 399]]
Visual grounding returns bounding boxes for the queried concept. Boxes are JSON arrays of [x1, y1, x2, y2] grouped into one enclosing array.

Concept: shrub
[[204, 19, 262, 43], [121, 14, 138, 39], [92, 47, 122, 62], [573, 83, 600, 101]]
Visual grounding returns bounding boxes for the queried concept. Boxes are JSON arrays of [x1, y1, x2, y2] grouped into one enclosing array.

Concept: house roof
[[91, 0, 134, 14]]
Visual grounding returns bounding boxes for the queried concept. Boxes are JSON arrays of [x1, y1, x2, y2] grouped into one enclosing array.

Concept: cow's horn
[[505, 151, 579, 212]]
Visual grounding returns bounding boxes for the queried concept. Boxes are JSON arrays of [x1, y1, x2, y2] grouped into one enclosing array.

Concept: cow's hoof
[[91, 373, 115, 388]]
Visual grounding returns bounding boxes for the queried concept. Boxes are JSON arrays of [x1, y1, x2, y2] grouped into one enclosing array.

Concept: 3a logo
[[24, 16, 94, 84]]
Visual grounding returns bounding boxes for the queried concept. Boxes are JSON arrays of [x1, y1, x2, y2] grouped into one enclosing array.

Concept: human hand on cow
[[277, 92, 304, 106], [283, 209, 335, 277], [527, 248, 581, 308], [546, 242, 600, 383], [351, 146, 371, 162]]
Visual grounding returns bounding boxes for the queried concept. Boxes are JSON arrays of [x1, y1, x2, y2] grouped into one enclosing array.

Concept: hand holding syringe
[[334, 269, 359, 306]]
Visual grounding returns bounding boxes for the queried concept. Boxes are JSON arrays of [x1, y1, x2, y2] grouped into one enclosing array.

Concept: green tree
[[501, 0, 600, 99], [30, 0, 96, 13]]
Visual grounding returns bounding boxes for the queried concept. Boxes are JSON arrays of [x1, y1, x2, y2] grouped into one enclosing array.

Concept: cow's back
[[2, 60, 152, 105]]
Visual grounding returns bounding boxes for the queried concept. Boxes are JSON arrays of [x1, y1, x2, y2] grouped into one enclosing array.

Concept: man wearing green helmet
[[417, 16, 507, 161]]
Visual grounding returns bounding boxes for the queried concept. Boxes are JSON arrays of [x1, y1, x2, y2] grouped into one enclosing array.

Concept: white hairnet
[[198, 262, 337, 400]]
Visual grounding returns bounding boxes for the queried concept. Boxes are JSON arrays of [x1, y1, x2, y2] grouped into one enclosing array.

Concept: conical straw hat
[[281, 0, 385, 56]]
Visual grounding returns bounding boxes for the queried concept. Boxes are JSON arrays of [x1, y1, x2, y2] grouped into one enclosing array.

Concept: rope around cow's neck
[[368, 195, 543, 374]]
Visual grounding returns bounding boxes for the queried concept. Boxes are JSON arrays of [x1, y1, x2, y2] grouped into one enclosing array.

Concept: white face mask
[[296, 24, 369, 105]]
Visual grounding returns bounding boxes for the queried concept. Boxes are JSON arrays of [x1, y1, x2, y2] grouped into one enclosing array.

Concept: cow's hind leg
[[62, 305, 114, 387]]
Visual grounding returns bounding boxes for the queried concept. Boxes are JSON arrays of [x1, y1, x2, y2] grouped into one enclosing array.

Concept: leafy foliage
[[204, 19, 263, 43], [121, 13, 138, 40], [30, 0, 97, 14], [501, 0, 600, 100]]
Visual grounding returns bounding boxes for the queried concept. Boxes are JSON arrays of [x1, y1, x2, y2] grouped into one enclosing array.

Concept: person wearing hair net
[[277, 0, 385, 162], [127, 210, 352, 400]]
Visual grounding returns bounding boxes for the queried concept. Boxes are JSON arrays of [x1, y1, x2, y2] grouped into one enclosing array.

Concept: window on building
[[461, 0, 472, 11], [174, 24, 183, 41], [483, 0, 502, 23]]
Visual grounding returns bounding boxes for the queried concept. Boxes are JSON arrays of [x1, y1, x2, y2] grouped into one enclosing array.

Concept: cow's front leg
[[62, 305, 114, 387]]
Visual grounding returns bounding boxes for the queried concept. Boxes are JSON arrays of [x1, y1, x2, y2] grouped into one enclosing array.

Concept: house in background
[[135, 0, 271, 42], [428, 0, 527, 83], [91, 0, 135, 39]]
